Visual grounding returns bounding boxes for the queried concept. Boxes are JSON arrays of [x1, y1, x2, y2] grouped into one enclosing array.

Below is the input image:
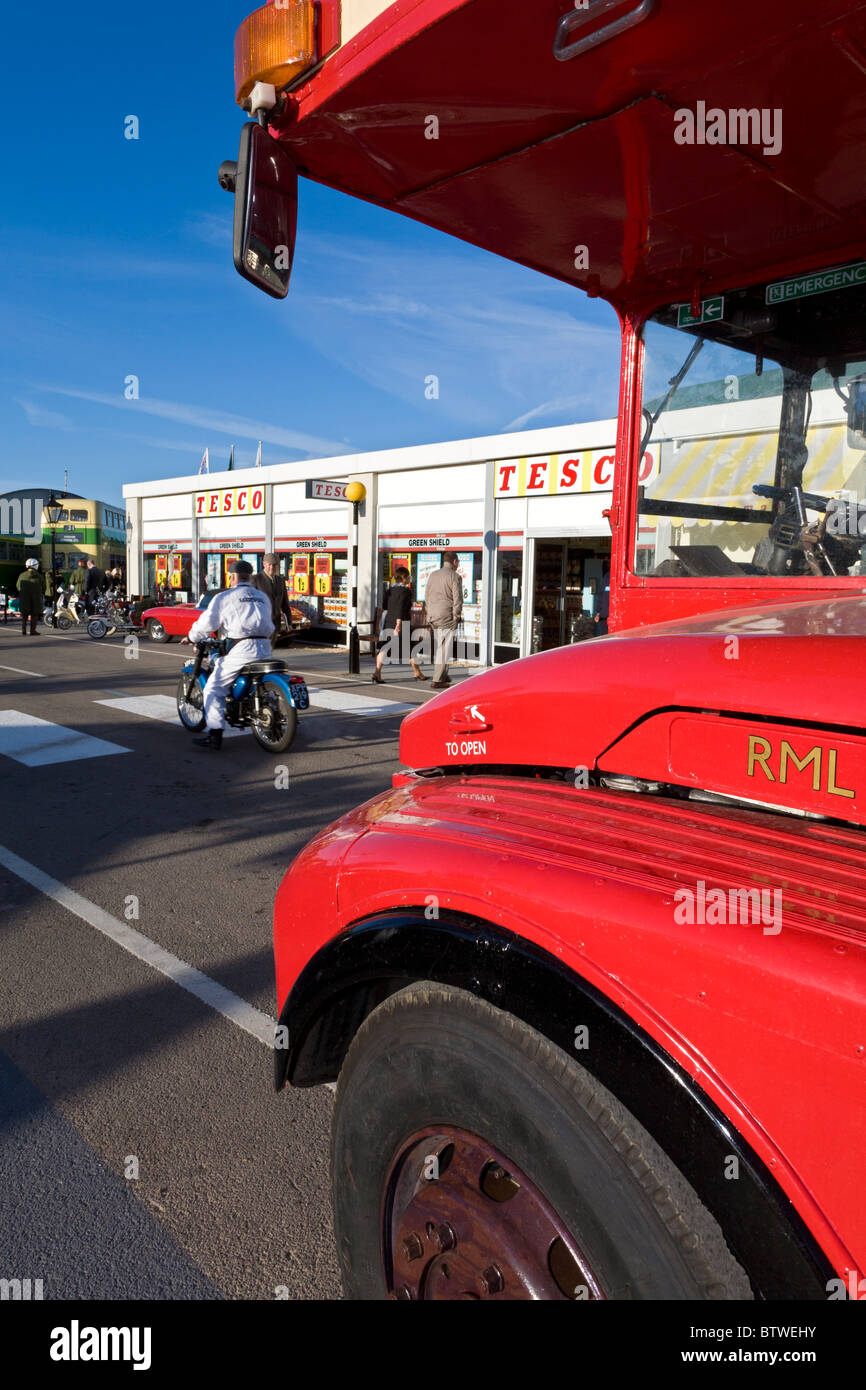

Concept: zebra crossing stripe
[[305, 686, 413, 716], [94, 695, 243, 735], [0, 710, 130, 766]]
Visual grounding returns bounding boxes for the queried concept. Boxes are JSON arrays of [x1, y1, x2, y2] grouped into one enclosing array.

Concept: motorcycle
[[87, 588, 132, 640], [176, 638, 309, 753]]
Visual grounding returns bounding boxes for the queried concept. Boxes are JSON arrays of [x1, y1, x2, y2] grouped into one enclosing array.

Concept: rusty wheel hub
[[384, 1126, 603, 1300]]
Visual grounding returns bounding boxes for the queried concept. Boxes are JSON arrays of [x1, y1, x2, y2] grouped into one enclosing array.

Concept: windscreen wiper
[[640, 337, 705, 455]]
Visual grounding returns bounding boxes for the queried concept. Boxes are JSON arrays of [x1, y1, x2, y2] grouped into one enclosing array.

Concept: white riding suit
[[188, 583, 275, 731]]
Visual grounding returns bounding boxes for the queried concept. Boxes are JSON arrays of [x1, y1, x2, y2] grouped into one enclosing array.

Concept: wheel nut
[[429, 1222, 456, 1251], [402, 1233, 425, 1262], [480, 1264, 505, 1295]]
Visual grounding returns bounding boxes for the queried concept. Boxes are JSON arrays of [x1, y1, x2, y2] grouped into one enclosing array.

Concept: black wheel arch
[[276, 908, 835, 1300]]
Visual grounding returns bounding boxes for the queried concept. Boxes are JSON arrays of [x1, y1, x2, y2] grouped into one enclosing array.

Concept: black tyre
[[176, 674, 206, 731], [57, 616, 72, 631], [87, 618, 109, 640], [251, 682, 297, 753], [146, 619, 171, 643], [332, 982, 753, 1301]]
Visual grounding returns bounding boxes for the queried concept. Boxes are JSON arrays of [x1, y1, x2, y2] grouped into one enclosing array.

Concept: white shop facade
[[123, 417, 622, 665]]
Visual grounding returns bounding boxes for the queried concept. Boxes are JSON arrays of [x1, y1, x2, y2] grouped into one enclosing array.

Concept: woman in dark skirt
[[373, 568, 426, 683]]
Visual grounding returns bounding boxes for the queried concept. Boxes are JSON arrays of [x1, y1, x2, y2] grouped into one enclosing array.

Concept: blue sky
[[0, 1, 621, 507]]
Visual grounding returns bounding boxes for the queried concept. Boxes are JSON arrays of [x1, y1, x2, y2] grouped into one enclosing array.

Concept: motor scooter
[[55, 588, 88, 630]]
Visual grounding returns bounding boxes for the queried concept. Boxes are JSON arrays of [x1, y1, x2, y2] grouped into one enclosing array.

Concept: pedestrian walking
[[372, 568, 425, 683], [252, 553, 293, 648], [424, 550, 463, 689], [16, 558, 45, 636]]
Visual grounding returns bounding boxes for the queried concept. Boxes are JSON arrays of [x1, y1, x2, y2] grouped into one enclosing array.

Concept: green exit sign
[[677, 296, 725, 328]]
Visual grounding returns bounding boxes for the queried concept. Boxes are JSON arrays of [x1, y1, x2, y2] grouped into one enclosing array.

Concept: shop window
[[144, 553, 192, 600], [494, 550, 523, 655], [282, 551, 348, 628]]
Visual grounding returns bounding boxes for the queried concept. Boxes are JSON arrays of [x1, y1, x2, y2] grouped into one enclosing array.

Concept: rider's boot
[[193, 728, 223, 750]]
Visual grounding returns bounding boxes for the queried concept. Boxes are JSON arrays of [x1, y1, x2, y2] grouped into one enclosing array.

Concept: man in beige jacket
[[423, 550, 463, 688]]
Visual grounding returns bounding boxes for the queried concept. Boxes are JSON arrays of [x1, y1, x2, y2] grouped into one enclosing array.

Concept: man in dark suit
[[84, 559, 107, 611], [253, 553, 293, 647]]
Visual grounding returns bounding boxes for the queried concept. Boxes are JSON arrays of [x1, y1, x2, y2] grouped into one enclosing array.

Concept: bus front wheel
[[331, 982, 753, 1301]]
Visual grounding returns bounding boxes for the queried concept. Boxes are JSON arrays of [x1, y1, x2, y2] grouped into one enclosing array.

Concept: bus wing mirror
[[220, 122, 297, 300]]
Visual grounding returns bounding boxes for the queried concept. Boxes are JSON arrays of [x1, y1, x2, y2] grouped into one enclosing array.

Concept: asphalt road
[[0, 622, 433, 1300]]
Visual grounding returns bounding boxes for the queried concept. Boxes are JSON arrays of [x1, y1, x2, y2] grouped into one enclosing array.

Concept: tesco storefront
[[124, 417, 625, 662]]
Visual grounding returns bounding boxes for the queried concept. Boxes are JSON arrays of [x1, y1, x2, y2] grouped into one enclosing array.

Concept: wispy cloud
[[289, 233, 621, 429], [36, 386, 354, 460], [185, 212, 232, 248], [15, 398, 74, 430], [502, 397, 590, 432]]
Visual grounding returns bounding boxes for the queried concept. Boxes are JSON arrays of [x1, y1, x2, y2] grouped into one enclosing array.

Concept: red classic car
[[140, 592, 311, 643]]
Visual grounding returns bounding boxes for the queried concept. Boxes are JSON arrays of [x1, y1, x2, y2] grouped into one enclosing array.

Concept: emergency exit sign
[[305, 480, 348, 500], [677, 296, 725, 328], [765, 261, 866, 305]]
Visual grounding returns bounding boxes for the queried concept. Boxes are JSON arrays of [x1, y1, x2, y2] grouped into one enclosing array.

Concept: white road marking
[[95, 694, 244, 735], [307, 686, 413, 716], [0, 710, 130, 766], [0, 842, 276, 1048], [0, 663, 45, 677]]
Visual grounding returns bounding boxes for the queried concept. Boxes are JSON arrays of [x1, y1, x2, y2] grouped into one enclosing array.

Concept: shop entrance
[[530, 538, 610, 652]]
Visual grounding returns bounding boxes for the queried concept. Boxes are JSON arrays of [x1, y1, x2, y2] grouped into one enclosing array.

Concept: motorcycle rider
[[182, 559, 274, 750]]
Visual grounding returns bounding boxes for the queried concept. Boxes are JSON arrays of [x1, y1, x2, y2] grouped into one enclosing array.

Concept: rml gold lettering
[[747, 735, 775, 781], [827, 749, 856, 799], [746, 734, 856, 799], [779, 740, 821, 791]]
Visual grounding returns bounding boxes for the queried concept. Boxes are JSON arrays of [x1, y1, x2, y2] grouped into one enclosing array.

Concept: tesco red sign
[[494, 448, 657, 497]]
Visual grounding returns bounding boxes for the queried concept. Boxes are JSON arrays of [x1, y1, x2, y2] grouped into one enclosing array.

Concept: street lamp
[[345, 480, 366, 674], [44, 490, 64, 619]]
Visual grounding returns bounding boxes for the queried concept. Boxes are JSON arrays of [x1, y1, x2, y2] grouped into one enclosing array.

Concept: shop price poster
[[456, 553, 474, 601], [414, 553, 441, 603], [206, 554, 222, 591], [314, 553, 333, 596], [292, 553, 311, 594]]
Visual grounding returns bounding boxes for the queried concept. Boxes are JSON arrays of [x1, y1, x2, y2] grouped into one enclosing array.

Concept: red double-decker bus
[[222, 0, 866, 1300]]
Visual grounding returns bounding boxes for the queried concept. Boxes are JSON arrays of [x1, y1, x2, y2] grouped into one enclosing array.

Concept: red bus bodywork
[[251, 0, 866, 1296]]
